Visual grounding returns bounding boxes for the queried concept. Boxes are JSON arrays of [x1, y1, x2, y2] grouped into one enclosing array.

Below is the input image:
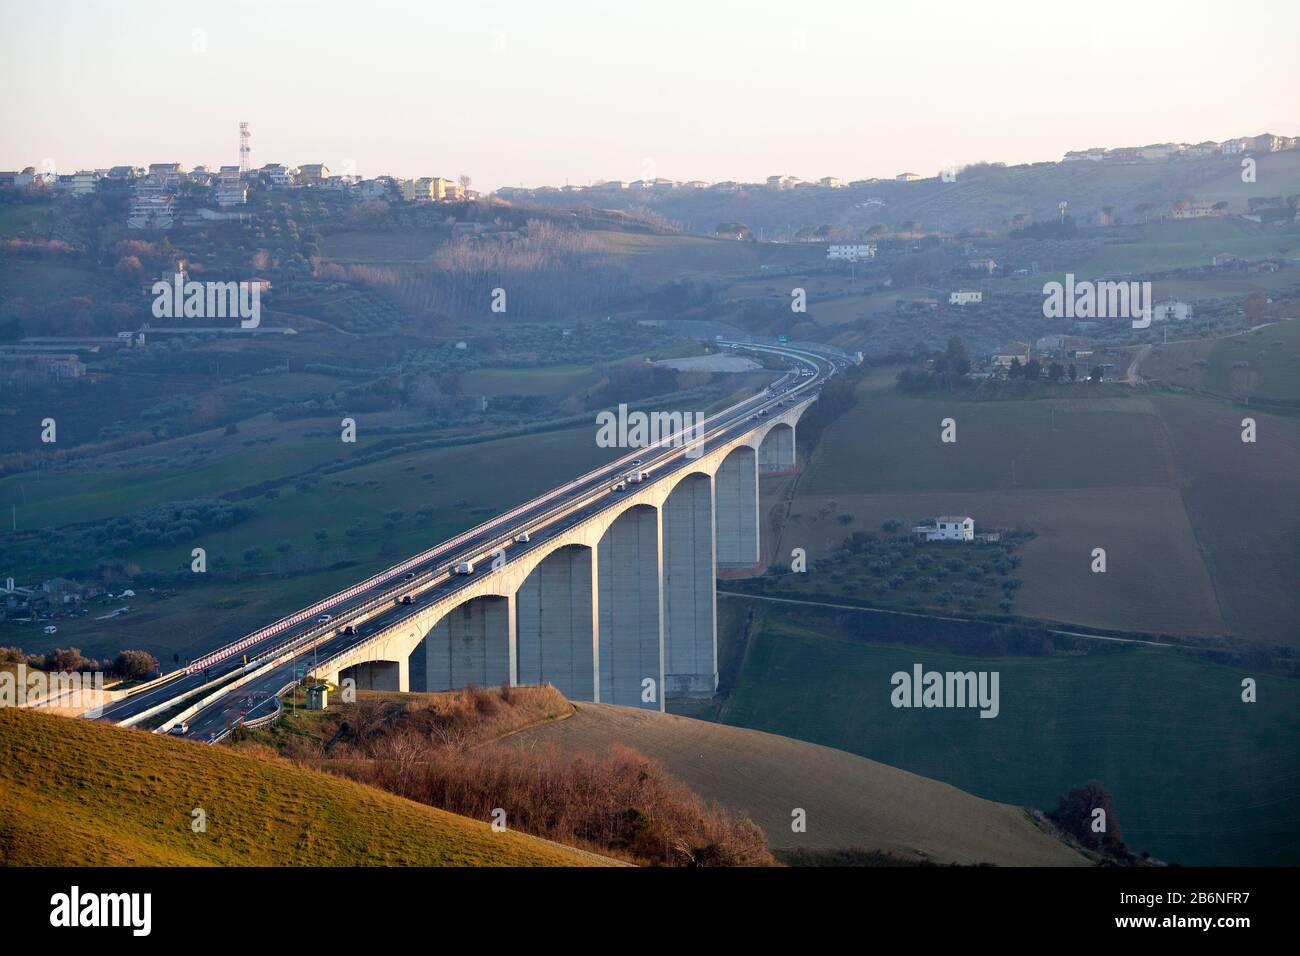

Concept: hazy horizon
[[2, 0, 1297, 190]]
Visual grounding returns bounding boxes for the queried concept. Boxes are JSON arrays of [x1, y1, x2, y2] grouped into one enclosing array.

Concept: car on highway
[[400, 594, 416, 605], [404, 572, 416, 580], [169, 721, 189, 735], [317, 613, 332, 624], [514, 531, 531, 543], [455, 561, 475, 575], [343, 624, 357, 635]]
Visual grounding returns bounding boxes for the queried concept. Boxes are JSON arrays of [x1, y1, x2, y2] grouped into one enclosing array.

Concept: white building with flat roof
[[913, 516, 975, 541]]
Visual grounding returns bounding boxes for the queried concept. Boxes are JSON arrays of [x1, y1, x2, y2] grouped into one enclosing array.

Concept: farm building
[[912, 516, 975, 542]]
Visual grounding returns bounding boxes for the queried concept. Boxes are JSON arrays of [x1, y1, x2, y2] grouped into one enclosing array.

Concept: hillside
[[500, 702, 1090, 866], [504, 151, 1300, 237], [0, 707, 609, 866]]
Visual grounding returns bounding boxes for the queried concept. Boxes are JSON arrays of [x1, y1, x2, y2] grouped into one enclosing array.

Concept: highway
[[101, 341, 842, 740]]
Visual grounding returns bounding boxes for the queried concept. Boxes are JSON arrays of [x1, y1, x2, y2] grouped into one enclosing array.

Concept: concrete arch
[[758, 422, 796, 475], [411, 594, 512, 691], [516, 544, 598, 701], [716, 445, 759, 570], [597, 503, 663, 709], [339, 659, 404, 692], [662, 471, 717, 696]]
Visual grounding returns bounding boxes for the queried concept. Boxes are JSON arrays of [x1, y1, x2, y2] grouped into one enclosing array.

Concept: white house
[[1152, 299, 1193, 322], [913, 516, 975, 542], [949, 290, 982, 305], [828, 243, 877, 262]]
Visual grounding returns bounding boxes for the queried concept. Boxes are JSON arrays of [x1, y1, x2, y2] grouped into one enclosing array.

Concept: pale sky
[[2, 0, 1297, 190]]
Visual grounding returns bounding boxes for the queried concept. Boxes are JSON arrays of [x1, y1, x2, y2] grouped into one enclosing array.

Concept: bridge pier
[[716, 445, 760, 570], [516, 544, 598, 701], [417, 594, 513, 691], [597, 504, 663, 709], [663, 472, 718, 696]]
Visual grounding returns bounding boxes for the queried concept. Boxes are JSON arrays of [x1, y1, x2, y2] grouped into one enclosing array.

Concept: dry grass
[[0, 706, 609, 866], [239, 685, 775, 867]]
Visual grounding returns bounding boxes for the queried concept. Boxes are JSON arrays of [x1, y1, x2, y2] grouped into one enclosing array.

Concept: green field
[[0, 706, 602, 865], [0, 258, 114, 304], [1203, 320, 1300, 404], [721, 605, 1300, 866], [0, 202, 52, 236], [1, 418, 620, 661], [1081, 218, 1298, 275], [592, 230, 822, 283], [459, 363, 601, 398], [801, 391, 1171, 495], [791, 382, 1297, 644]]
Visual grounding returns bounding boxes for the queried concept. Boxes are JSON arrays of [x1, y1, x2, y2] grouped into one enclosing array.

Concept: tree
[[1023, 358, 1042, 381], [943, 336, 971, 378], [1048, 781, 1134, 862], [1068, 363, 1078, 382], [49, 648, 92, 672], [1048, 362, 1064, 382], [814, 223, 838, 240], [1007, 356, 1023, 379], [112, 649, 156, 679], [458, 174, 471, 195], [1090, 364, 1104, 382]]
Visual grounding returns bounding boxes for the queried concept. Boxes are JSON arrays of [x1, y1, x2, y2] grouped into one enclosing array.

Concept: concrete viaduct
[[310, 399, 811, 711]]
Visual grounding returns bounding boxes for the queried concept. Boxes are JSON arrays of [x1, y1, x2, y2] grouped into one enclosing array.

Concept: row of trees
[[0, 645, 157, 678]]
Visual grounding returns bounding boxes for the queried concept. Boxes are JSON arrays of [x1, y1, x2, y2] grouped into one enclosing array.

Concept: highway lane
[[130, 342, 836, 737]]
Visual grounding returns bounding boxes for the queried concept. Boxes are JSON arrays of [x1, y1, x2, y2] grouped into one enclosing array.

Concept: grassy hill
[[502, 701, 1089, 866], [0, 707, 608, 866]]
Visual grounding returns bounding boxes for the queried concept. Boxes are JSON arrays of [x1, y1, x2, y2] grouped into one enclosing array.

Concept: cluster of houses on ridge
[[1062, 132, 1298, 163], [0, 162, 476, 231]]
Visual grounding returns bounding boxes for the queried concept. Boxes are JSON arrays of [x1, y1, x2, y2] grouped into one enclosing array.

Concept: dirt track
[[503, 702, 1089, 866]]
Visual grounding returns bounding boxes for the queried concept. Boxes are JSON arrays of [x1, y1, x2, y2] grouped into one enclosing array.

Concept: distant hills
[[502, 151, 1300, 239]]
